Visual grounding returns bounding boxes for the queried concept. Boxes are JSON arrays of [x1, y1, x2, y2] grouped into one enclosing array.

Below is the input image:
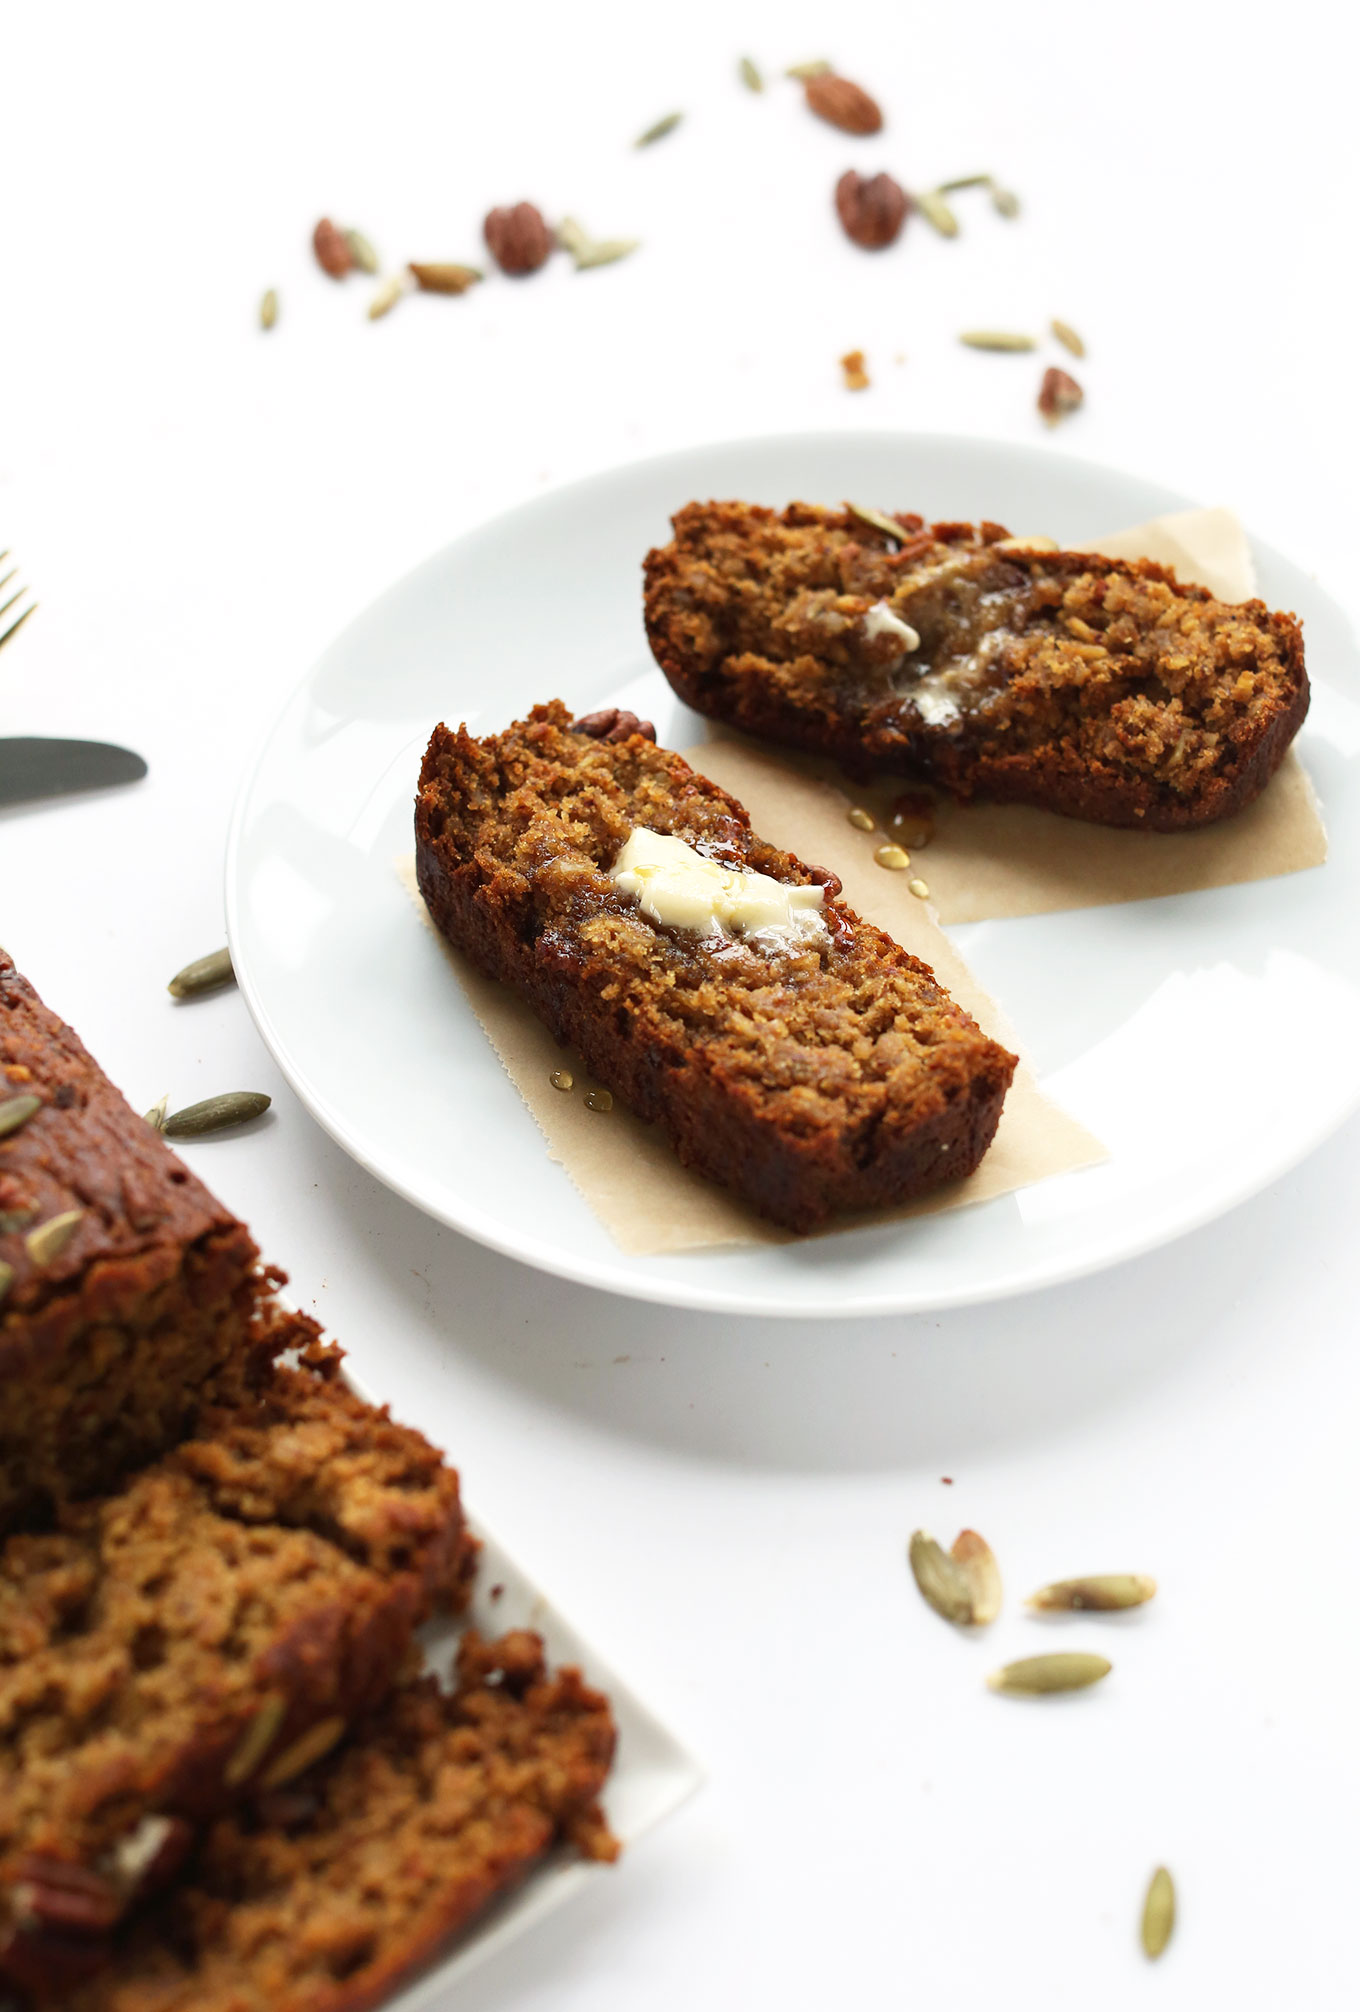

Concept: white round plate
[[226, 432, 1360, 1318]]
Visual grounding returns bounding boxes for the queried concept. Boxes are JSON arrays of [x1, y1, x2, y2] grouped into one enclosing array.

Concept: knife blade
[[0, 737, 148, 808]]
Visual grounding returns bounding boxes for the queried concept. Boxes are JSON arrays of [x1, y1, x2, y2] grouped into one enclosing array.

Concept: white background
[[5, 2, 1360, 2004]]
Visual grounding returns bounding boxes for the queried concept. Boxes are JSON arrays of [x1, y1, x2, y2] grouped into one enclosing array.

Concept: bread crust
[[643, 502, 1309, 831], [0, 955, 288, 1531], [415, 703, 1016, 1232]]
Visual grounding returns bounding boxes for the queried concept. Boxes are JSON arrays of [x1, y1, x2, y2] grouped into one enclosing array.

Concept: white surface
[[227, 431, 1360, 1317], [5, 1, 1360, 2004]]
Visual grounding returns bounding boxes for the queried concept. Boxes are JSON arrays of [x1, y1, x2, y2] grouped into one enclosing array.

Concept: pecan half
[[805, 75, 883, 135], [571, 708, 657, 744], [483, 203, 553, 277], [312, 218, 352, 280], [835, 170, 909, 249], [7, 1859, 121, 1936], [1038, 366, 1084, 425]]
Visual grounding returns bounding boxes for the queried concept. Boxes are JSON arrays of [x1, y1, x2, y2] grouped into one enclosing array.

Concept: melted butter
[[863, 600, 921, 653], [609, 828, 826, 945]]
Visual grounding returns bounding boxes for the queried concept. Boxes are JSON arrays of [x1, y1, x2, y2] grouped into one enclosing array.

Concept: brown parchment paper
[[694, 507, 1327, 925], [396, 760, 1104, 1255]]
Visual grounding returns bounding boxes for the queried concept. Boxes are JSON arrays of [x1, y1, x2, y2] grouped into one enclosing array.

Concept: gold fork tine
[[0, 558, 37, 652], [0, 599, 35, 647], [0, 605, 37, 652]]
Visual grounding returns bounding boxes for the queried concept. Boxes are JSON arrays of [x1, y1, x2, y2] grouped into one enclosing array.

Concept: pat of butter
[[912, 681, 960, 726], [864, 599, 921, 654], [610, 828, 827, 943]]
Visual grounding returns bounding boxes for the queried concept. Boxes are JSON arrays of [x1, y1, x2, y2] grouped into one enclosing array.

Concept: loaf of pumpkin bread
[[0, 952, 292, 1534], [643, 501, 1309, 830]]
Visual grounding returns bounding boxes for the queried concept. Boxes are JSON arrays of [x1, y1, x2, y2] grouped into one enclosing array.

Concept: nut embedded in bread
[[642, 501, 1309, 830], [414, 702, 1016, 1231]]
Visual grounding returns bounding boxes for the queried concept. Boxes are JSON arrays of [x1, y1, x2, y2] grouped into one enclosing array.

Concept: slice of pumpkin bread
[[59, 1632, 617, 2012], [643, 501, 1308, 830], [0, 1354, 473, 1996], [415, 701, 1016, 1232]]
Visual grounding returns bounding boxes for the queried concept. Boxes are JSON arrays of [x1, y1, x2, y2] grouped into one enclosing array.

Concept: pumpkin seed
[[915, 190, 960, 238], [952, 1529, 1002, 1625], [167, 947, 234, 1000], [635, 111, 683, 147], [368, 274, 409, 321], [408, 262, 483, 294], [960, 330, 1036, 352], [1051, 317, 1086, 358], [223, 1694, 287, 1786], [847, 502, 905, 543], [908, 878, 930, 899], [259, 1713, 347, 1789], [259, 288, 278, 331], [991, 185, 1021, 218], [908, 1531, 974, 1625], [162, 1092, 271, 1139], [847, 807, 875, 831], [739, 55, 763, 91], [937, 173, 993, 192], [987, 1651, 1111, 1696], [1141, 1866, 1176, 1959], [0, 1094, 41, 1139], [875, 844, 911, 871], [785, 59, 832, 79], [1028, 1574, 1156, 1612], [25, 1210, 84, 1267], [143, 1094, 169, 1133], [344, 228, 380, 275], [556, 219, 640, 272]]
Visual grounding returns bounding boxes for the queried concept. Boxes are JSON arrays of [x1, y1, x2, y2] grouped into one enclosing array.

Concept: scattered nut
[[483, 203, 554, 276], [1038, 366, 1084, 426], [805, 74, 883, 135], [409, 262, 483, 295], [841, 348, 870, 391], [311, 218, 352, 280], [835, 170, 909, 250]]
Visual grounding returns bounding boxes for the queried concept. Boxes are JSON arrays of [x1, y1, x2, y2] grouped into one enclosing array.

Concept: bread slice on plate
[[415, 701, 1016, 1233], [643, 501, 1308, 830]]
